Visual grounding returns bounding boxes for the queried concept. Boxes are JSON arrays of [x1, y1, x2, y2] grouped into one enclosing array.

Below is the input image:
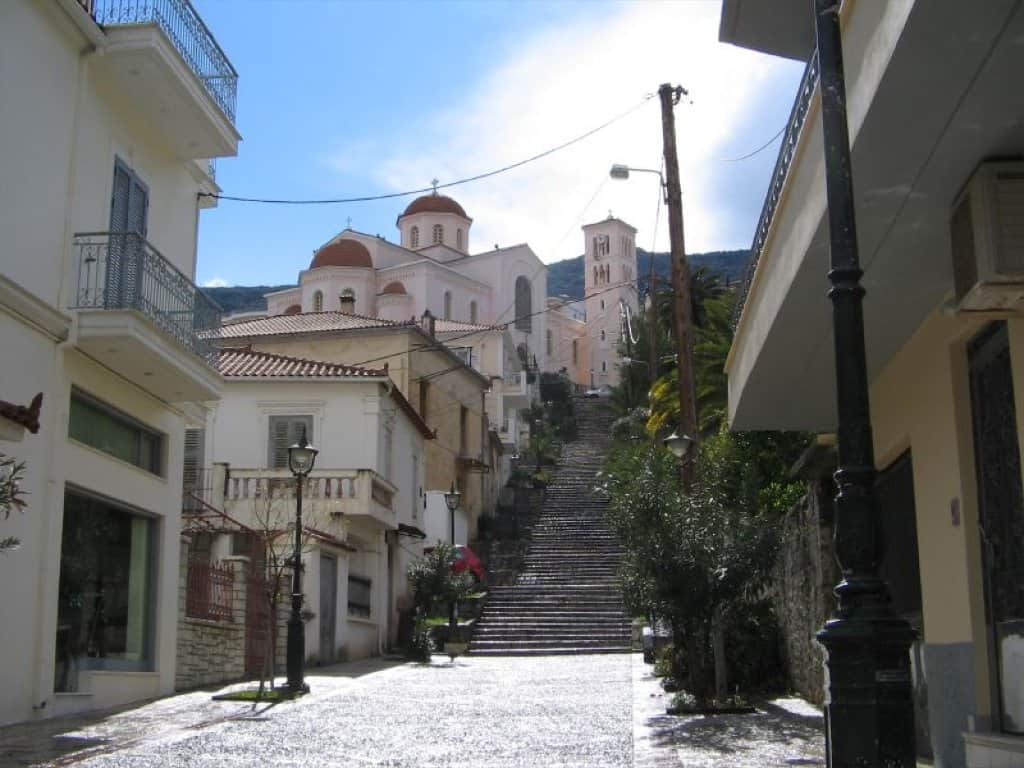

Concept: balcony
[[221, 468, 398, 532], [70, 232, 222, 402], [726, 1, 1024, 431], [502, 371, 531, 409], [89, 0, 240, 158]]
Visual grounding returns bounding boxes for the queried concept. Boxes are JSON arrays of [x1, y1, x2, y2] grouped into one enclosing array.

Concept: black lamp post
[[812, 0, 916, 764], [285, 429, 318, 694], [444, 481, 461, 546]]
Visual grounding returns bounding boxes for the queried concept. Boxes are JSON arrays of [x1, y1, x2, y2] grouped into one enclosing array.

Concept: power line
[[202, 95, 656, 205], [717, 124, 786, 162]]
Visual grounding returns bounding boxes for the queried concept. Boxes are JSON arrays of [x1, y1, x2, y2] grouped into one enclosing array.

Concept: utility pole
[[659, 82, 698, 490], [812, 1, 916, 765]]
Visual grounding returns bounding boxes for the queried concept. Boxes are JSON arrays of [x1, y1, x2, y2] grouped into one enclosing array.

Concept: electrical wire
[[717, 125, 786, 162], [202, 95, 656, 205]]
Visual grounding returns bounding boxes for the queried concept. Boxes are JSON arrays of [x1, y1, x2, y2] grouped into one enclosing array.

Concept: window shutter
[[183, 428, 205, 492], [268, 416, 313, 469]]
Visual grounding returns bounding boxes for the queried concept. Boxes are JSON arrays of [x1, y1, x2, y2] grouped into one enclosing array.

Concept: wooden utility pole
[[659, 83, 698, 489]]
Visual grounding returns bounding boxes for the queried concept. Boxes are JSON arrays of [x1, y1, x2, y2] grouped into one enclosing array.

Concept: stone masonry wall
[[772, 478, 839, 706], [175, 539, 249, 691]]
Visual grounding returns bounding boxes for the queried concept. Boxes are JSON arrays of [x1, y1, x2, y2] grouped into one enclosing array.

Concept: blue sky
[[193, 0, 805, 288]]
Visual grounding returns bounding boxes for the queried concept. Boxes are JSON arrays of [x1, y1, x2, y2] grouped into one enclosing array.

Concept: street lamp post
[[812, 0, 916, 764], [443, 482, 462, 639], [285, 430, 318, 694]]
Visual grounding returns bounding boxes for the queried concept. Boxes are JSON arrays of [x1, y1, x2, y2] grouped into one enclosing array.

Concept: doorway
[[319, 554, 337, 665]]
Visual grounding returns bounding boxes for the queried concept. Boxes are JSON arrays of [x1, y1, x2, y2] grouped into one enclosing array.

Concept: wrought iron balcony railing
[[71, 232, 222, 365], [92, 0, 238, 122], [732, 51, 820, 329]]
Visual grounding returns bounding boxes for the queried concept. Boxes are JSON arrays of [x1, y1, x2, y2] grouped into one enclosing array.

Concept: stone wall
[[175, 539, 249, 691], [772, 471, 839, 706]]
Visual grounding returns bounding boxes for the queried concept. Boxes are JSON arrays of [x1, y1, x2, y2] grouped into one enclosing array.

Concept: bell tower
[[582, 215, 638, 388]]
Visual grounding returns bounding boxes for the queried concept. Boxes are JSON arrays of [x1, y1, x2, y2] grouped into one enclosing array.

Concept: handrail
[[731, 51, 820, 330]]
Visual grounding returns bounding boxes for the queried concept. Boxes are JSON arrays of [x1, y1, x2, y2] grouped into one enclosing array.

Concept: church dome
[[400, 194, 468, 219], [380, 281, 407, 295], [310, 239, 373, 270]]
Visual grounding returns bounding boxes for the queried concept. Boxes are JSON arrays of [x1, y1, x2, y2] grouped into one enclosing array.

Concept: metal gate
[[245, 571, 272, 677]]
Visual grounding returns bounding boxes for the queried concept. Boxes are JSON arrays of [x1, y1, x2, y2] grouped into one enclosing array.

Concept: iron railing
[[732, 51, 820, 329], [186, 559, 234, 622], [71, 232, 222, 365], [93, 0, 238, 121]]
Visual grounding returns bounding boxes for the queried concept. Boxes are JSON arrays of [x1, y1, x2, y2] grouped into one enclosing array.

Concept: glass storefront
[[55, 489, 155, 692]]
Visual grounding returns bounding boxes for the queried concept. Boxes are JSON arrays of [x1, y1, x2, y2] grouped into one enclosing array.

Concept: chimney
[[421, 309, 436, 339]]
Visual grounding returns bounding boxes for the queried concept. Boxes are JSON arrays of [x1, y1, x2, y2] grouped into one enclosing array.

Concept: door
[[107, 159, 148, 309], [968, 321, 1024, 734], [319, 554, 337, 665]]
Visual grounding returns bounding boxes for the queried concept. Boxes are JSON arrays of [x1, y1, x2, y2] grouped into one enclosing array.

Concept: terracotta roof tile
[[219, 348, 384, 378], [433, 319, 502, 333], [215, 311, 404, 339]]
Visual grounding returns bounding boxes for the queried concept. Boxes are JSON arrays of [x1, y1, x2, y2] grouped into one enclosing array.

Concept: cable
[[716, 125, 786, 162], [202, 95, 656, 205]]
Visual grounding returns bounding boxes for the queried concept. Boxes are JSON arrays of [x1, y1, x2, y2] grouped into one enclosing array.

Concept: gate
[[245, 571, 272, 677]]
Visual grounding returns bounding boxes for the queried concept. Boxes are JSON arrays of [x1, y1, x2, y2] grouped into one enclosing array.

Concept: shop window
[[55, 489, 155, 691], [69, 389, 162, 475]]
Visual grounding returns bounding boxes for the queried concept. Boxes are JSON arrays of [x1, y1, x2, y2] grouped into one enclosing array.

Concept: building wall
[[868, 308, 1024, 764]]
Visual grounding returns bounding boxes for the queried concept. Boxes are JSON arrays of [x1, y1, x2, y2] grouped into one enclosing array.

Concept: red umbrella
[[451, 545, 485, 581]]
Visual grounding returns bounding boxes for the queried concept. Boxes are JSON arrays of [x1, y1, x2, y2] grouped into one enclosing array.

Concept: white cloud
[[203, 277, 230, 288], [340, 2, 800, 263]]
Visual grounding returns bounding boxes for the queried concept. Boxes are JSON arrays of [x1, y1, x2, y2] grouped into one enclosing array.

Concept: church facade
[[244, 192, 639, 424]]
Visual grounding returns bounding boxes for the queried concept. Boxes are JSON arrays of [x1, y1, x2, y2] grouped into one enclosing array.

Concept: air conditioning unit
[[951, 161, 1024, 312]]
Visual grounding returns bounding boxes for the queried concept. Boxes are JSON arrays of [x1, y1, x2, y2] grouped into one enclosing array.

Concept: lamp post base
[[818, 614, 917, 767], [285, 615, 307, 695]]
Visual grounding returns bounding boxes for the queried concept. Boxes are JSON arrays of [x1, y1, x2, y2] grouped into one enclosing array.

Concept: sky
[[192, 0, 805, 288]]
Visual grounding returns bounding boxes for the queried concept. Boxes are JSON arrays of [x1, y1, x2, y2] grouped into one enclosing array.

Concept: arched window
[[339, 287, 355, 312], [514, 276, 532, 331], [469, 300, 478, 324], [546, 330, 553, 355], [571, 339, 578, 364], [313, 290, 323, 311], [600, 329, 606, 342], [433, 224, 443, 244], [600, 299, 605, 311], [410, 226, 419, 248], [457, 228, 464, 250], [443, 290, 452, 320], [601, 360, 607, 372], [593, 267, 598, 286]]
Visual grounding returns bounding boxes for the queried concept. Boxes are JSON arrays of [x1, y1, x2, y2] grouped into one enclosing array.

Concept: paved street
[[2, 654, 826, 767]]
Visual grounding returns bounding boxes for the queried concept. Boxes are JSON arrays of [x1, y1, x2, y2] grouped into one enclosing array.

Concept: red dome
[[400, 194, 468, 218], [310, 239, 372, 269], [380, 281, 407, 295], [283, 303, 302, 315]]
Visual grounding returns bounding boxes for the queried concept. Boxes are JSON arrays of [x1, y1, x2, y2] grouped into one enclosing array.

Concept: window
[[593, 267, 598, 286], [69, 389, 163, 475], [433, 224, 443, 244], [410, 226, 419, 248], [108, 159, 149, 305], [601, 361, 607, 372], [457, 228, 464, 250], [348, 574, 372, 618], [514, 276, 532, 331], [459, 406, 468, 456], [600, 330, 606, 342], [313, 290, 323, 312], [418, 380, 429, 422], [546, 330, 553, 355], [571, 339, 578, 364], [383, 427, 393, 481], [339, 287, 355, 312], [469, 300, 478, 324], [600, 299, 605, 311], [55, 489, 155, 691], [267, 415, 313, 469], [411, 454, 420, 521], [183, 428, 205, 511], [443, 290, 452, 320]]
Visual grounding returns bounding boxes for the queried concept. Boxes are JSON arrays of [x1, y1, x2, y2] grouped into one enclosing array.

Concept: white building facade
[[0, 0, 238, 725]]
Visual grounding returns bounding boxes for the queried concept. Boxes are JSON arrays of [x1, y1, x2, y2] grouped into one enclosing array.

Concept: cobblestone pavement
[[2, 653, 827, 767]]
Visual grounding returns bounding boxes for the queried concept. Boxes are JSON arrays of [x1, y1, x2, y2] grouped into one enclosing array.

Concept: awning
[[397, 523, 427, 539]]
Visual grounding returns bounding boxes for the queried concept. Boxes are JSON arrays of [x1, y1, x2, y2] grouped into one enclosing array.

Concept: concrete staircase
[[470, 399, 631, 655]]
